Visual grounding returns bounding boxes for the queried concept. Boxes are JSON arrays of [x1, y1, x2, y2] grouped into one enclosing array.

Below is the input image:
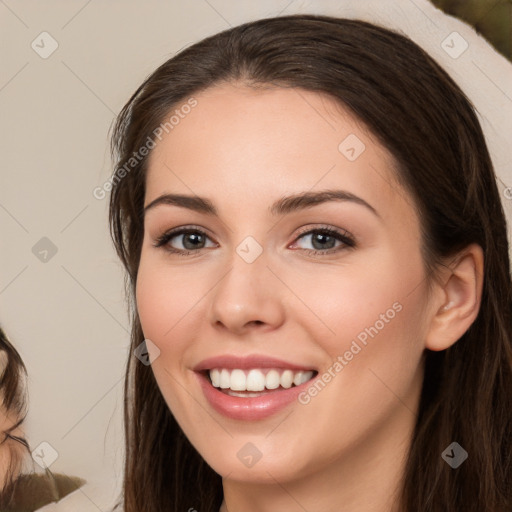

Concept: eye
[[153, 226, 217, 256], [290, 226, 356, 255], [153, 224, 356, 257]]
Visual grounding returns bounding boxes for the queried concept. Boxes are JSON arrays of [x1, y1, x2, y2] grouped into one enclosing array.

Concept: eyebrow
[[143, 189, 380, 219]]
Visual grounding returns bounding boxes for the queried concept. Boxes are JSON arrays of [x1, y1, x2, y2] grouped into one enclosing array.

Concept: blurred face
[[136, 83, 433, 484], [0, 352, 24, 492], [0, 410, 22, 491]]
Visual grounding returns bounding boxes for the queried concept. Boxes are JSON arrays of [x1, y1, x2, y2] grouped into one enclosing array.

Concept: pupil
[[313, 233, 334, 250], [184, 233, 203, 250]]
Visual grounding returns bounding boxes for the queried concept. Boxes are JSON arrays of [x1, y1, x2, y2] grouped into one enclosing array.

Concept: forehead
[[144, 83, 417, 226]]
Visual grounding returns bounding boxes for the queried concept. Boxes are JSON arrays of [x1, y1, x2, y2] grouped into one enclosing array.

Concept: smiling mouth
[[203, 368, 318, 397]]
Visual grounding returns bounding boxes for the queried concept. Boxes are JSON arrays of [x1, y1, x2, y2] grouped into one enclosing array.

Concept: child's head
[[0, 326, 29, 504]]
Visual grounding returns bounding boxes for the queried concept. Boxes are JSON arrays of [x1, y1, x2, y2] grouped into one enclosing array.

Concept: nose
[[207, 248, 286, 336]]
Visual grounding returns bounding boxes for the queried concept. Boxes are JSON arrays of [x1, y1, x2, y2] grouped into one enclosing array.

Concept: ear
[[425, 243, 484, 351]]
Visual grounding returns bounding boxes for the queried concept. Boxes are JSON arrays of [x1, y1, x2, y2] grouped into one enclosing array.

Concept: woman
[[109, 14, 512, 512]]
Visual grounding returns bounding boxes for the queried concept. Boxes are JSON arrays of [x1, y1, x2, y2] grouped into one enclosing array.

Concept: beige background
[[1, 0, 511, 509]]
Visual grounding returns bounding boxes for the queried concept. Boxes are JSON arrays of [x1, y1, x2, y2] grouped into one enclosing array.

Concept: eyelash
[[153, 224, 356, 257]]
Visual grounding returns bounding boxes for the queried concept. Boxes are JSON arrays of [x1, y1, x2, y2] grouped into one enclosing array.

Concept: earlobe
[[425, 243, 484, 352]]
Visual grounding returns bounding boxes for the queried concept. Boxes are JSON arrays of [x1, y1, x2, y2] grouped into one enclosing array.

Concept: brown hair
[[109, 14, 512, 511], [0, 326, 29, 508]]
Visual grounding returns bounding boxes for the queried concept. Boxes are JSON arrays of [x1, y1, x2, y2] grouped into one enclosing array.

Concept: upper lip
[[193, 354, 317, 372]]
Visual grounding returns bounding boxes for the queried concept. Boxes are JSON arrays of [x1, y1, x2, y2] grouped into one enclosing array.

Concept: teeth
[[209, 368, 314, 391], [230, 369, 246, 391], [210, 368, 220, 387], [219, 369, 230, 389], [265, 369, 280, 390], [293, 371, 305, 386], [247, 369, 265, 391], [281, 370, 294, 389]]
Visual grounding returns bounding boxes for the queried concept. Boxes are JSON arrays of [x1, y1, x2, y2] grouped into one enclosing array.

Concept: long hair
[[0, 326, 29, 508], [109, 14, 512, 511]]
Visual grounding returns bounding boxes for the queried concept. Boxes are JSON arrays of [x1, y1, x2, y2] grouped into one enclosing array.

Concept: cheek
[[294, 249, 429, 412], [295, 251, 426, 348], [135, 255, 203, 343], [290, 262, 427, 453], [135, 258, 199, 411]]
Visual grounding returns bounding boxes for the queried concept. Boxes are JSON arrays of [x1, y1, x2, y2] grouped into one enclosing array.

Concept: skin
[[0, 351, 24, 493], [136, 83, 483, 512], [0, 409, 23, 491]]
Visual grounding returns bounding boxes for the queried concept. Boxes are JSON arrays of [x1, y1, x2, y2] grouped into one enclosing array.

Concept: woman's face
[[136, 83, 435, 483]]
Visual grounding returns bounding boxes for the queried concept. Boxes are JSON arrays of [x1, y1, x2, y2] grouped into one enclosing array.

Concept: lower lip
[[196, 372, 314, 421]]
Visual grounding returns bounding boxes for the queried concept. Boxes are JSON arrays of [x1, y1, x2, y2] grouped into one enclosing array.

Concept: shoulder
[[1, 472, 85, 511]]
